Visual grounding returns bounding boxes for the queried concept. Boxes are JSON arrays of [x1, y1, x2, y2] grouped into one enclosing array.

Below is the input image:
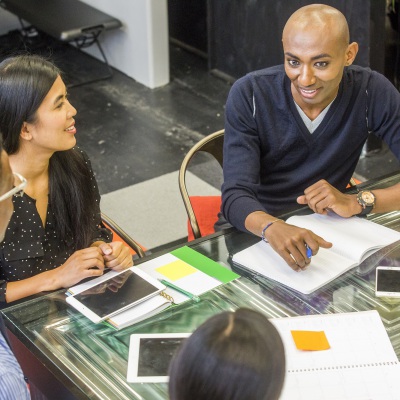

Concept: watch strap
[[358, 204, 373, 216]]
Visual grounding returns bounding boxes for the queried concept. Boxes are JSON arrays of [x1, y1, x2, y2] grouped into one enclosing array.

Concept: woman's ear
[[20, 123, 32, 141], [345, 42, 359, 66]]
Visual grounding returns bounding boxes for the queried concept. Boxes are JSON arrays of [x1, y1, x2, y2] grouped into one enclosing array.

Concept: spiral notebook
[[271, 311, 400, 400]]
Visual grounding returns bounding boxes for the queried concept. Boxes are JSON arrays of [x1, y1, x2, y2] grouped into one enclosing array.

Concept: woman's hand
[[97, 241, 133, 271], [52, 247, 106, 289]]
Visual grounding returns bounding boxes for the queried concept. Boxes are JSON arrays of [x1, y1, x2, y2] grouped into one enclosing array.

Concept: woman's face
[[25, 75, 77, 153]]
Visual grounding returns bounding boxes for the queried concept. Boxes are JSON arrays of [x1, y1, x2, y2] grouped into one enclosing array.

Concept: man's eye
[[288, 60, 299, 67], [315, 62, 328, 68]]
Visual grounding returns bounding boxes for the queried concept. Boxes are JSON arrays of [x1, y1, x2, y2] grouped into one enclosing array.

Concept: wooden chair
[[178, 129, 224, 240], [101, 212, 146, 258]]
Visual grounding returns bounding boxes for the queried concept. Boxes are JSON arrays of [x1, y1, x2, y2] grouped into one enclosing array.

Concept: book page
[[287, 213, 400, 263], [272, 311, 400, 400], [233, 213, 400, 295], [233, 241, 356, 294], [281, 364, 400, 400]]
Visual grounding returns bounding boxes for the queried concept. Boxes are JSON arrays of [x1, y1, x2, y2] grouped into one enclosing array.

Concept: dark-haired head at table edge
[[168, 308, 285, 400], [221, 4, 400, 272]]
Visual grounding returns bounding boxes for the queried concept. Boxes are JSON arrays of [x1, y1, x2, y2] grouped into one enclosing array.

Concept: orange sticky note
[[291, 330, 330, 351]]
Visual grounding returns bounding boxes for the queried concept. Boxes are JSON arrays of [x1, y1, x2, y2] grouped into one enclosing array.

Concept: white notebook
[[233, 213, 400, 294], [272, 311, 400, 400]]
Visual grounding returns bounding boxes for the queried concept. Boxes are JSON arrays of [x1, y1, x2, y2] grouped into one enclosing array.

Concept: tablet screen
[[376, 268, 400, 292], [127, 333, 191, 382], [73, 269, 162, 320]]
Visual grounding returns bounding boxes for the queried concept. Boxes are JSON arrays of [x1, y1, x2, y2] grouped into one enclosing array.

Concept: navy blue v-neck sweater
[[222, 65, 400, 231]]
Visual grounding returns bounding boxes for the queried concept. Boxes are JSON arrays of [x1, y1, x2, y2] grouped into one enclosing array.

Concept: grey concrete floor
[[68, 45, 231, 195]]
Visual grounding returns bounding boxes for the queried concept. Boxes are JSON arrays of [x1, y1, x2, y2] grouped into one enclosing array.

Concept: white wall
[[0, 0, 170, 89], [80, 0, 170, 89], [0, 7, 19, 35]]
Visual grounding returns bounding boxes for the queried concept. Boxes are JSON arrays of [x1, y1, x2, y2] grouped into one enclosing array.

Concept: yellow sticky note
[[156, 260, 197, 281], [291, 330, 331, 351]]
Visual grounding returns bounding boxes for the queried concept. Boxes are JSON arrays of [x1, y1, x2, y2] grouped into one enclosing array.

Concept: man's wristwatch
[[356, 190, 376, 216]]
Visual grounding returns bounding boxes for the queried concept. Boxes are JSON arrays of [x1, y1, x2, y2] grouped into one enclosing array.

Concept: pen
[[306, 244, 312, 259], [159, 279, 201, 303]]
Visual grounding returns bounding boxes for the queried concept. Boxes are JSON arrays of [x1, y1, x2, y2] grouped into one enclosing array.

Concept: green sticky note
[[171, 246, 239, 284]]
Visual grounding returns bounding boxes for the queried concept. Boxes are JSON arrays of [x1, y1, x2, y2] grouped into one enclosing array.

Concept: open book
[[67, 246, 239, 329], [272, 310, 400, 399], [233, 213, 400, 295]]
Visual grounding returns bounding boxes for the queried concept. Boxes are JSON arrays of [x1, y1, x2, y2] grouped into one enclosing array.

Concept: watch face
[[360, 191, 375, 206]]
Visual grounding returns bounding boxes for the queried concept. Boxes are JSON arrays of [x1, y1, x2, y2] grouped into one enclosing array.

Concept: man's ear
[[345, 42, 359, 66], [20, 123, 32, 141]]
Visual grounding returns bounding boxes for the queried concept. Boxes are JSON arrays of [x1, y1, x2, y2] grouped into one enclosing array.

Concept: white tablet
[[376, 266, 400, 297], [127, 332, 191, 383], [66, 268, 165, 323]]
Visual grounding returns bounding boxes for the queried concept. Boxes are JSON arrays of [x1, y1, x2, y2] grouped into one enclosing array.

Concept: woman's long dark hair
[[0, 55, 97, 250]]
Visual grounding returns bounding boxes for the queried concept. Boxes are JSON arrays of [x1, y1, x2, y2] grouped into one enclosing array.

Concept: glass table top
[[2, 172, 400, 400]]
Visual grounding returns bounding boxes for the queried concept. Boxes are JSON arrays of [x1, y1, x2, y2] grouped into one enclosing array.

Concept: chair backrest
[[178, 129, 224, 240], [101, 212, 146, 258]]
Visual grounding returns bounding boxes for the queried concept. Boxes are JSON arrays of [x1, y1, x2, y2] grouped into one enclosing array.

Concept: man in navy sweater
[[222, 4, 400, 272]]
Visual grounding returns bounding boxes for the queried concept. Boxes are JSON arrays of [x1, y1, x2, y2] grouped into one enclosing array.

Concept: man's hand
[[264, 220, 332, 271], [297, 179, 361, 217]]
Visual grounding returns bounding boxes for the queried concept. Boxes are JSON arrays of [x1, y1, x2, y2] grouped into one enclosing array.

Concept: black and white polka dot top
[[0, 149, 111, 304]]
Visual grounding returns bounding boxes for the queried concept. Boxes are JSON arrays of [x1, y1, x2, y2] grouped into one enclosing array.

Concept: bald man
[[222, 4, 400, 271]]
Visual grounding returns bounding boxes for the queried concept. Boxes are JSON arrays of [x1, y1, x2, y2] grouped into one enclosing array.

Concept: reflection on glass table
[[2, 172, 400, 400]]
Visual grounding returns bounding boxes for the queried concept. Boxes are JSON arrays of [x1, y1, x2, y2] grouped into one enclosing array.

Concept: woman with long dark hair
[[0, 55, 132, 304]]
